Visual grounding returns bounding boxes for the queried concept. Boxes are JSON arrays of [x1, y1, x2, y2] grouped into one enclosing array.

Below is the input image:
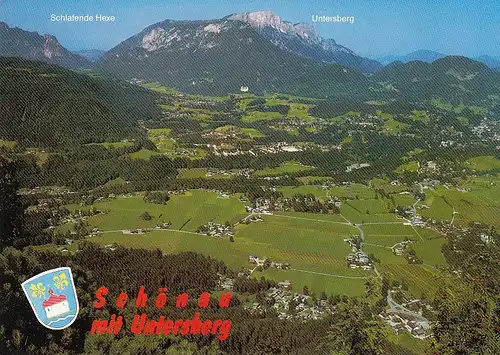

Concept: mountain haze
[[0, 22, 90, 69], [376, 50, 446, 66], [72, 49, 107, 62], [473, 55, 500, 69]]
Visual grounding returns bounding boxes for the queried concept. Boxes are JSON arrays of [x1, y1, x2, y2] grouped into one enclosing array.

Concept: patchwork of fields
[[55, 181, 456, 297]]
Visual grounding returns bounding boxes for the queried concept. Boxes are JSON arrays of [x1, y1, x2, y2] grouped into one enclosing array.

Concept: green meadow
[[254, 161, 314, 176], [65, 190, 247, 232], [0, 139, 17, 149], [465, 156, 500, 171], [55, 183, 452, 297], [241, 111, 282, 123], [88, 141, 134, 149], [420, 180, 500, 227]]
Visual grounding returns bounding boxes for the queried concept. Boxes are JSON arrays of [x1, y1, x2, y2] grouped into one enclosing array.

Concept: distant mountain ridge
[[372, 56, 500, 105], [0, 22, 90, 68], [72, 49, 106, 62], [376, 50, 446, 65], [473, 55, 500, 69], [376, 50, 500, 70]]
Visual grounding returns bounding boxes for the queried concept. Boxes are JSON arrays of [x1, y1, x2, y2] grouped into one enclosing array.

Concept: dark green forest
[[0, 58, 160, 148]]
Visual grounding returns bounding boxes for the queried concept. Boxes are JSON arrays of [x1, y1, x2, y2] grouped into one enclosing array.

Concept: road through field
[[290, 268, 370, 279]]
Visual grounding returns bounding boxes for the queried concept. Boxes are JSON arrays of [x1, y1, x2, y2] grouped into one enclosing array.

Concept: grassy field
[[241, 128, 265, 138], [137, 128, 206, 160], [103, 177, 127, 188], [61, 196, 373, 295], [0, 139, 17, 149], [253, 268, 367, 297], [177, 168, 209, 179], [65, 190, 247, 232], [410, 110, 430, 122], [378, 263, 442, 298], [395, 161, 420, 174], [177, 168, 236, 179], [296, 176, 332, 184], [25, 148, 50, 166], [215, 125, 265, 139], [277, 185, 330, 198], [241, 111, 282, 123], [363, 224, 419, 247], [254, 161, 314, 176], [288, 103, 313, 120], [147, 129, 175, 153], [89, 141, 134, 149], [465, 156, 500, 171], [129, 148, 159, 160], [381, 119, 410, 135], [420, 181, 500, 227], [54, 183, 452, 298]]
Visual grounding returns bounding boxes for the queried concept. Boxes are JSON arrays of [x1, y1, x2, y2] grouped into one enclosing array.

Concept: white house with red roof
[[42, 289, 70, 319]]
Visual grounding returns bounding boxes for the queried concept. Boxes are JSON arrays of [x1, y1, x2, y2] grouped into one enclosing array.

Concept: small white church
[[42, 289, 70, 319]]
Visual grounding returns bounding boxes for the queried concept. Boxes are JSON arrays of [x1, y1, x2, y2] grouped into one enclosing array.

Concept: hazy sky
[[1, 0, 499, 57]]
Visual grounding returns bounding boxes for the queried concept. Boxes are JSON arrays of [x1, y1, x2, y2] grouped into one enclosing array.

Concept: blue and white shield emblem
[[21, 267, 79, 330]]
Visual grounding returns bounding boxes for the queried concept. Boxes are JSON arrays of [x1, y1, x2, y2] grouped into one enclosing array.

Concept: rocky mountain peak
[[227, 10, 318, 41], [43, 33, 63, 59]]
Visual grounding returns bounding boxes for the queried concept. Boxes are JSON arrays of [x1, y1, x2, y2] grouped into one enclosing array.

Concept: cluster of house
[[241, 215, 264, 224], [88, 227, 103, 237], [217, 273, 235, 291], [419, 161, 439, 174], [255, 287, 335, 321], [407, 216, 426, 227], [244, 204, 273, 215], [345, 162, 371, 173], [392, 240, 414, 256], [344, 235, 372, 270], [103, 244, 118, 252], [248, 255, 291, 270], [346, 251, 372, 270], [205, 168, 253, 179], [59, 209, 104, 228], [18, 186, 75, 196], [154, 222, 171, 229], [378, 312, 429, 339], [122, 229, 147, 235], [167, 189, 187, 195], [197, 222, 235, 237]]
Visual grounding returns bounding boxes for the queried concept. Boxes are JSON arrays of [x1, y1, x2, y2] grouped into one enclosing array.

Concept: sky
[[1, 0, 499, 58]]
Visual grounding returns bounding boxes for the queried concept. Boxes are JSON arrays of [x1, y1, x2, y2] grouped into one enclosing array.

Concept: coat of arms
[[21, 267, 79, 330]]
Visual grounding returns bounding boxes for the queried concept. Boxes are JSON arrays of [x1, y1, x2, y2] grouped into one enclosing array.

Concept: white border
[[21, 267, 79, 330]]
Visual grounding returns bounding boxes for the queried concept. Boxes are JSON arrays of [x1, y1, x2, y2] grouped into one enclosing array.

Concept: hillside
[[94, 18, 370, 97], [376, 50, 446, 65], [0, 57, 160, 148], [0, 22, 90, 69], [372, 56, 500, 105]]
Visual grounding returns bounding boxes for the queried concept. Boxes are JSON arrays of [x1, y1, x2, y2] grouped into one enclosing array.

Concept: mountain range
[[94, 15, 372, 97], [0, 22, 90, 69], [1, 12, 500, 103], [225, 11, 381, 73], [371, 56, 500, 105], [375, 50, 500, 70], [72, 49, 106, 62]]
